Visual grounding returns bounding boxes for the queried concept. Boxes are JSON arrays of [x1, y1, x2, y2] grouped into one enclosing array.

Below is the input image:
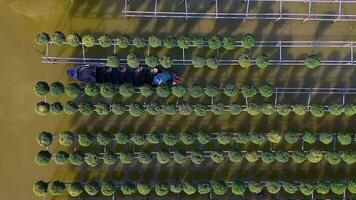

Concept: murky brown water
[[1, 0, 356, 199]]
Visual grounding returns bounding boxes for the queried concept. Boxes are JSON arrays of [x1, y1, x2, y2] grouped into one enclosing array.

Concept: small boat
[[67, 65, 181, 87]]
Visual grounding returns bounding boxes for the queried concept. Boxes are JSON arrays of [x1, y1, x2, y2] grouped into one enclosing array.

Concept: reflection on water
[[1, 0, 356, 199]]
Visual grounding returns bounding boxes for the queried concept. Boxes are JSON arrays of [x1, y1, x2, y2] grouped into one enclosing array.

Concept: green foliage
[[231, 181, 245, 196], [191, 151, 204, 165], [148, 36, 162, 48], [276, 104, 291, 116], [256, 54, 269, 68], [241, 84, 257, 98], [223, 84, 238, 97], [234, 132, 249, 144], [238, 53, 252, 68], [156, 151, 171, 164], [48, 181, 66, 195], [35, 32, 50, 45], [36, 102, 50, 115], [130, 133, 146, 145], [127, 53, 140, 68], [205, 84, 220, 97], [194, 104, 208, 116], [97, 131, 113, 146], [217, 131, 232, 145], [95, 102, 110, 115], [84, 152, 99, 167], [53, 151, 69, 165], [69, 151, 85, 165], [188, 85, 204, 98], [192, 36, 205, 48], [315, 182, 330, 195], [348, 180, 356, 194], [230, 103, 242, 115], [171, 84, 186, 97], [267, 131, 282, 143], [101, 181, 116, 196], [68, 182, 83, 197], [33, 181, 48, 196], [284, 131, 300, 144], [183, 181, 197, 195], [37, 131, 53, 147], [210, 150, 225, 163], [343, 151, 356, 164], [206, 57, 219, 69], [155, 182, 169, 196], [50, 81, 64, 96], [162, 104, 177, 115], [120, 151, 134, 164], [137, 181, 152, 195], [50, 31, 65, 45], [163, 131, 180, 146], [85, 181, 100, 196], [49, 102, 62, 115], [245, 151, 259, 162], [103, 151, 118, 165], [337, 133, 352, 145], [223, 36, 235, 50], [249, 133, 266, 145], [98, 35, 113, 48], [163, 36, 176, 48], [82, 35, 96, 47], [258, 84, 273, 97], [129, 102, 145, 117], [303, 131, 317, 144], [116, 35, 130, 48], [138, 151, 153, 164], [192, 56, 205, 68], [84, 83, 99, 96], [274, 151, 289, 163], [310, 104, 325, 117], [106, 54, 120, 68], [241, 33, 255, 49], [208, 35, 222, 49], [248, 182, 263, 193], [145, 56, 159, 68], [291, 151, 306, 164], [177, 35, 191, 49], [178, 103, 193, 115], [325, 151, 342, 165], [330, 181, 347, 195], [181, 132, 195, 145], [59, 131, 74, 146], [261, 104, 275, 115], [159, 56, 173, 68], [329, 103, 344, 116], [173, 150, 186, 164], [282, 182, 298, 194], [344, 104, 356, 116], [212, 181, 227, 195], [197, 131, 212, 144], [34, 81, 49, 96], [305, 54, 321, 69], [119, 84, 135, 97], [299, 182, 314, 196], [266, 181, 281, 194], [100, 83, 115, 98], [35, 150, 51, 166], [111, 103, 126, 115], [197, 182, 211, 194], [261, 151, 275, 164], [65, 83, 82, 97], [306, 150, 324, 163], [228, 150, 244, 163], [78, 101, 94, 115], [133, 37, 147, 48], [170, 182, 183, 194], [120, 181, 136, 195], [139, 85, 152, 97], [156, 84, 171, 97], [319, 133, 333, 144], [146, 133, 160, 144], [292, 104, 306, 115], [146, 102, 162, 115], [246, 104, 261, 116]]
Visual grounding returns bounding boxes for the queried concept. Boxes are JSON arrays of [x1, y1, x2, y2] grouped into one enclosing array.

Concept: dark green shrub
[[330, 181, 347, 195], [205, 84, 220, 97], [241, 33, 255, 49], [163, 131, 180, 146], [101, 181, 116, 196], [256, 54, 269, 68], [156, 151, 171, 164], [319, 133, 333, 144], [69, 151, 85, 165], [192, 56, 205, 68], [267, 131, 282, 143], [173, 150, 187, 164], [282, 182, 298, 194], [66, 33, 81, 47], [238, 54, 252, 68], [50, 82, 64, 96], [159, 56, 173, 68], [59, 131, 74, 146], [249, 133, 266, 145], [120, 181, 136, 195], [68, 182, 83, 197], [241, 84, 257, 98], [95, 102, 110, 115], [33, 181, 48, 196], [193, 104, 208, 116], [82, 35, 96, 47], [258, 84, 273, 97], [139, 85, 152, 97], [325, 151, 342, 165], [145, 55, 159, 68], [292, 104, 306, 115], [231, 181, 245, 196], [106, 54, 120, 68], [234, 132, 249, 144], [103, 151, 117, 165], [305, 54, 320, 69], [261, 151, 275, 164], [116, 35, 130, 48], [310, 104, 325, 117], [230, 103, 242, 115], [211, 103, 224, 115], [223, 84, 238, 97], [35, 32, 49, 45], [63, 101, 78, 115], [111, 103, 126, 115], [208, 35, 222, 49], [329, 103, 344, 116], [206, 57, 219, 69], [291, 151, 306, 164], [210, 151, 225, 163], [276, 104, 291, 116], [34, 81, 49, 96], [163, 36, 176, 48], [48, 181, 66, 195], [130, 133, 146, 145], [343, 151, 356, 164], [303, 131, 317, 144], [50, 31, 65, 45], [155, 182, 169, 196], [348, 180, 356, 194], [85, 181, 100, 196], [274, 151, 289, 163], [170, 182, 183, 194], [197, 131, 212, 144], [129, 102, 145, 117], [53, 151, 69, 165], [119, 84, 135, 97], [78, 101, 94, 115], [84, 152, 99, 167], [299, 182, 314, 196], [228, 150, 244, 163], [266, 181, 281, 194], [162, 104, 177, 115], [156, 84, 171, 97], [177, 35, 191, 49], [84, 83, 99, 96], [217, 131, 232, 145], [120, 151, 134, 164], [181, 132, 195, 145], [171, 84, 186, 97], [133, 37, 147, 48], [37, 131, 53, 147], [36, 102, 50, 115], [178, 103, 193, 115], [261, 104, 275, 115], [35, 150, 51, 166], [100, 83, 115, 97], [246, 104, 261, 116], [306, 150, 323, 163], [183, 181, 197, 195], [315, 182, 330, 195], [248, 182, 263, 193], [344, 104, 356, 116], [212, 181, 227, 195], [98, 35, 112, 48], [148, 36, 162, 48], [146, 102, 162, 115], [65, 83, 82, 97], [337, 133, 352, 145], [97, 131, 113, 146], [127, 53, 140, 68], [137, 181, 151, 195], [188, 85, 204, 98], [192, 36, 205, 48], [245, 151, 259, 162], [191, 151, 204, 165], [223, 36, 235, 50], [284, 131, 300, 144], [197, 182, 211, 194]]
